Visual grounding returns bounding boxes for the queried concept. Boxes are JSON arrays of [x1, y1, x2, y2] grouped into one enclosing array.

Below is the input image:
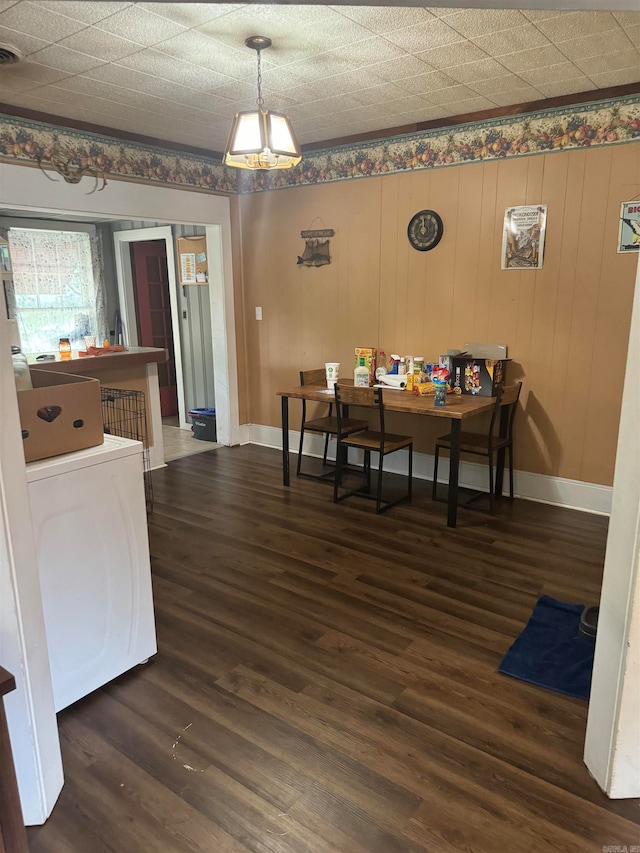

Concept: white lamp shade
[[224, 109, 302, 170]]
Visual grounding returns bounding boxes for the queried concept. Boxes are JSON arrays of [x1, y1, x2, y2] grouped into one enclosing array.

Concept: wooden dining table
[[276, 383, 500, 528]]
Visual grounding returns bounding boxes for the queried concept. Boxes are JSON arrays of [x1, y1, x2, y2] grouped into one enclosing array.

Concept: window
[[8, 228, 99, 353]]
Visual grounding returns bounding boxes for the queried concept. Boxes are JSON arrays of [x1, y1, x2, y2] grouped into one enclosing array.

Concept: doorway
[[113, 225, 188, 433], [130, 239, 179, 419]]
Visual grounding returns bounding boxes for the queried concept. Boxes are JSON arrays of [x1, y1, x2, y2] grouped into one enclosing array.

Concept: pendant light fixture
[[223, 36, 302, 171]]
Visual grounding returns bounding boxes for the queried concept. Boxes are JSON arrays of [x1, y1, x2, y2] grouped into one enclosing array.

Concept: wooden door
[[130, 240, 178, 417]]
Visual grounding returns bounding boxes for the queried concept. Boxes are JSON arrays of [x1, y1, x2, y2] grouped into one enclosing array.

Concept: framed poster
[[618, 202, 640, 253], [501, 205, 547, 270]]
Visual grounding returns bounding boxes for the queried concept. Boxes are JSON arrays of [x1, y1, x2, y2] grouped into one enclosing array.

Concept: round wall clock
[[407, 210, 444, 252]]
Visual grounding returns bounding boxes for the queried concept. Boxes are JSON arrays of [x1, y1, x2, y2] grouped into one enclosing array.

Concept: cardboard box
[[451, 358, 508, 397], [463, 342, 509, 360], [354, 347, 377, 386], [18, 369, 104, 462]]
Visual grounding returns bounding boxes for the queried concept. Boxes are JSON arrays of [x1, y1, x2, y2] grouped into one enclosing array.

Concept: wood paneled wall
[[237, 145, 640, 486]]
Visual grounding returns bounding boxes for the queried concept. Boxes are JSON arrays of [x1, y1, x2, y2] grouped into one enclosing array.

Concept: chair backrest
[[334, 384, 381, 437], [300, 368, 326, 387], [300, 368, 333, 421], [488, 382, 522, 446]]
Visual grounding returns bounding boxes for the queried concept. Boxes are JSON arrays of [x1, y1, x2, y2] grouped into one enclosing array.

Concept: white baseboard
[[244, 423, 612, 516]]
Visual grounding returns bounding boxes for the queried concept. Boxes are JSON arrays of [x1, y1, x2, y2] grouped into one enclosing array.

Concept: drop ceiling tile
[[499, 45, 568, 73], [624, 23, 640, 48], [299, 16, 383, 54], [0, 1, 86, 40], [518, 61, 588, 86], [366, 54, 434, 83], [445, 57, 510, 84], [415, 40, 489, 69], [29, 1, 132, 25], [427, 84, 482, 105], [555, 28, 632, 61], [574, 49, 640, 76], [323, 36, 407, 68], [442, 9, 528, 38], [95, 6, 186, 47], [206, 79, 255, 101], [330, 6, 434, 34], [85, 63, 222, 108], [488, 86, 545, 106], [9, 60, 70, 84], [0, 1, 18, 11], [521, 10, 565, 23], [317, 93, 377, 115], [380, 93, 436, 114], [589, 68, 640, 88], [115, 48, 233, 91], [49, 75, 118, 96], [351, 81, 412, 106], [382, 17, 466, 52], [396, 70, 458, 96], [445, 95, 500, 113], [0, 23, 47, 54], [58, 26, 143, 60], [416, 105, 454, 121], [28, 44, 106, 74], [471, 24, 551, 56], [613, 12, 640, 28], [261, 54, 356, 88], [154, 31, 248, 78], [0, 74, 38, 94], [623, 24, 640, 48], [469, 74, 534, 97], [138, 3, 241, 27], [533, 78, 595, 98], [533, 11, 619, 41]]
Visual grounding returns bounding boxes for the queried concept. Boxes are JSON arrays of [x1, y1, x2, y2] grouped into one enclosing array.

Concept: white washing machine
[[26, 435, 157, 712]]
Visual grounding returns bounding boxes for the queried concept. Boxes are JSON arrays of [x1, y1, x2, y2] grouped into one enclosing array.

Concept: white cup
[[84, 335, 96, 350], [325, 362, 340, 389]]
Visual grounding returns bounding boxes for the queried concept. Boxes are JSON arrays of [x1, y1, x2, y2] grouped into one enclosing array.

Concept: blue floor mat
[[498, 595, 595, 700]]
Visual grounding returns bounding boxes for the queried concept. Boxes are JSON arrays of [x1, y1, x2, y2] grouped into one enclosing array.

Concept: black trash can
[[189, 408, 217, 442]]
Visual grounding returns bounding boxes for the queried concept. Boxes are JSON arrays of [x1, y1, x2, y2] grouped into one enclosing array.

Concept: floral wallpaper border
[[0, 115, 237, 194], [1, 93, 638, 197], [239, 93, 640, 193]]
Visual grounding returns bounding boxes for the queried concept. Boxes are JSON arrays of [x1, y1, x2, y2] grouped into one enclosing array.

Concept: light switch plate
[[255, 307, 262, 320]]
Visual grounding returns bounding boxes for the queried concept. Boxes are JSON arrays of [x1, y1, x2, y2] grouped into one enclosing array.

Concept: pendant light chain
[[256, 49, 264, 108]]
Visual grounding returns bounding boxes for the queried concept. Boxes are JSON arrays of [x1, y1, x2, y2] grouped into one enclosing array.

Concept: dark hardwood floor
[[27, 445, 640, 852]]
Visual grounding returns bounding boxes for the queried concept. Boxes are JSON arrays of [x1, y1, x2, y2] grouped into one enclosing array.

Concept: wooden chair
[[333, 384, 413, 513], [297, 369, 367, 481], [432, 382, 522, 513]]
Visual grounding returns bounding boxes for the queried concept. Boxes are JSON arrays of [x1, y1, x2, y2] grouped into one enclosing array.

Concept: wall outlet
[[255, 307, 262, 320]]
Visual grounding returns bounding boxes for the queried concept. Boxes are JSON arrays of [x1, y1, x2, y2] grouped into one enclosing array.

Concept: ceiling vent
[[0, 45, 22, 66]]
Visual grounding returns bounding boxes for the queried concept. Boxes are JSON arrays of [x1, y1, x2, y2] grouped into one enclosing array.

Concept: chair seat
[[435, 431, 510, 454], [304, 415, 367, 436], [342, 430, 413, 454]]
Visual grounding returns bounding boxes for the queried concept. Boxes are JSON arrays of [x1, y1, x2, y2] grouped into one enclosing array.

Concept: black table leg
[[281, 395, 290, 486], [495, 405, 509, 496], [447, 419, 461, 528]]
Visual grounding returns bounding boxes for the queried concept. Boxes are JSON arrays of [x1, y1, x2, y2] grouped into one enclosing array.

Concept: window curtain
[[89, 227, 109, 344]]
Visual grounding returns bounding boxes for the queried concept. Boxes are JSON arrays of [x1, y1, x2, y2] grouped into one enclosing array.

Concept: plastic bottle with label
[[398, 357, 407, 376], [375, 351, 388, 380], [354, 356, 369, 387], [11, 346, 32, 391]]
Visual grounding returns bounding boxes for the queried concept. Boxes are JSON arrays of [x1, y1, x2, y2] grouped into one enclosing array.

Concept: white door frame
[[113, 227, 188, 431]]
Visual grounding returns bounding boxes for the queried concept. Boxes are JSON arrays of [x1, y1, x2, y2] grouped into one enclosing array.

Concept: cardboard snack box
[[354, 347, 377, 386], [451, 358, 508, 397], [18, 369, 104, 462]]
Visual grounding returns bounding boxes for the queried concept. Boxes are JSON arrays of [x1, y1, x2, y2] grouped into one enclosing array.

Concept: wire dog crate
[[100, 387, 153, 510]]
